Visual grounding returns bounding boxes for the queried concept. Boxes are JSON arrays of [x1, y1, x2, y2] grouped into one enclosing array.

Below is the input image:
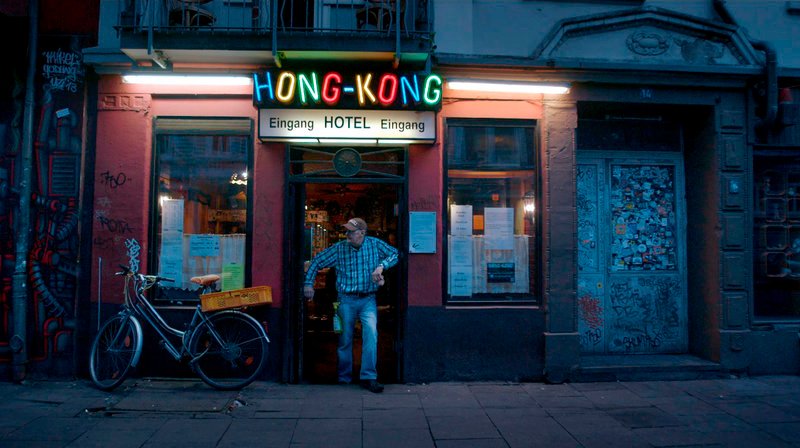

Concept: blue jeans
[[337, 294, 378, 383]]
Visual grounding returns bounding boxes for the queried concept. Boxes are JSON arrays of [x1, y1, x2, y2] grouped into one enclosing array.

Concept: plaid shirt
[[304, 236, 398, 295]]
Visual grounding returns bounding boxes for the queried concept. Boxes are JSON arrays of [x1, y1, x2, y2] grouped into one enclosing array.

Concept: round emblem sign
[[333, 148, 362, 177]]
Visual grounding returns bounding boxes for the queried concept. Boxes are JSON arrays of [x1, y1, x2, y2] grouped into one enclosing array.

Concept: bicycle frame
[[121, 272, 216, 361]]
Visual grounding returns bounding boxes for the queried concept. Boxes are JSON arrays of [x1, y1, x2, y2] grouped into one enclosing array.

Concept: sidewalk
[[1, 375, 800, 447]]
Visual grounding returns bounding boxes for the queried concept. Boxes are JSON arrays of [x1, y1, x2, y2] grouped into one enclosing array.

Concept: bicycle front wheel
[[89, 313, 142, 391], [189, 311, 268, 390]]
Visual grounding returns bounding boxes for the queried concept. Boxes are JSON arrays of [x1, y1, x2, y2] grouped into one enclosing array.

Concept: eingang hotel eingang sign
[[253, 69, 441, 143]]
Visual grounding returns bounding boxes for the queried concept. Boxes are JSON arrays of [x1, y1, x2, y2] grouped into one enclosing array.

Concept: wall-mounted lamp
[[447, 79, 570, 95], [122, 74, 252, 86], [523, 191, 536, 218]]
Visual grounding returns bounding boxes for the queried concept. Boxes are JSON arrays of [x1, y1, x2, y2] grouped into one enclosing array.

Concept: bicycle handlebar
[[115, 265, 174, 283]]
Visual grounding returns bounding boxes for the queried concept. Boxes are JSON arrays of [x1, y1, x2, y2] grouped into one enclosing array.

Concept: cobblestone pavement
[[1, 375, 800, 447]]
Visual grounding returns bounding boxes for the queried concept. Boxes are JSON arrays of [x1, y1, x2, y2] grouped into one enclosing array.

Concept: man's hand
[[371, 265, 385, 286], [303, 285, 315, 300]]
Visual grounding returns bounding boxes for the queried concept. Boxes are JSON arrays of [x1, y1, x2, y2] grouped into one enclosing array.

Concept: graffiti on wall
[[0, 36, 87, 373], [577, 164, 599, 272]]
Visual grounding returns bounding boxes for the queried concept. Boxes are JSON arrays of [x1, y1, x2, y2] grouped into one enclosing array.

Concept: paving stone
[[632, 426, 717, 447], [709, 400, 800, 424], [64, 417, 165, 448], [428, 414, 501, 440], [757, 421, 800, 444], [141, 417, 231, 448], [291, 418, 361, 447], [363, 408, 429, 429], [3, 416, 98, 443], [606, 406, 684, 429], [491, 415, 580, 448], [217, 418, 295, 448], [435, 438, 510, 448], [363, 427, 435, 448], [649, 394, 722, 415], [582, 388, 652, 409]]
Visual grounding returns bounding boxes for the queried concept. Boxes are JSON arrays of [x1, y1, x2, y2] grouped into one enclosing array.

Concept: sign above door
[[257, 108, 436, 143]]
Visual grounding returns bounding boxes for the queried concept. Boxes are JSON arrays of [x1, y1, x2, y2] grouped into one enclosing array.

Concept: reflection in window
[[153, 124, 251, 301], [445, 119, 537, 304]]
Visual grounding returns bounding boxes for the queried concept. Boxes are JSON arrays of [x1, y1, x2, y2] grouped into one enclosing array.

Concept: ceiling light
[[122, 75, 252, 86], [447, 79, 570, 94]]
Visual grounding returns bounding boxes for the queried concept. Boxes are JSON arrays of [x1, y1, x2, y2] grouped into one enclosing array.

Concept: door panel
[[578, 155, 687, 354], [577, 162, 606, 352]]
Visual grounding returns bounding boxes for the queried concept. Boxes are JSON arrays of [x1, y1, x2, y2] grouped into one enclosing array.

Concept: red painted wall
[[91, 76, 285, 307]]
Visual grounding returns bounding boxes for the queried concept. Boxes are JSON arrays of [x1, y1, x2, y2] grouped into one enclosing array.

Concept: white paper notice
[[189, 234, 220, 257], [449, 266, 472, 296], [449, 236, 473, 267], [485, 207, 514, 250], [409, 211, 436, 253], [159, 230, 184, 285], [450, 205, 473, 236], [161, 199, 184, 232]]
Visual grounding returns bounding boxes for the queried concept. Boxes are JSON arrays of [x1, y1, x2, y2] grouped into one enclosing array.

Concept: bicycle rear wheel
[[189, 311, 268, 390], [89, 313, 142, 391]]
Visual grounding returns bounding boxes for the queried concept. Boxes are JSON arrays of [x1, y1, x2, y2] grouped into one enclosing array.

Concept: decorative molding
[[98, 94, 151, 112], [626, 31, 669, 56], [534, 7, 761, 69]]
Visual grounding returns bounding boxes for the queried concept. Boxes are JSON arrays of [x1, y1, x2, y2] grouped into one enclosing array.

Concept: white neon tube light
[[122, 75, 252, 86], [447, 79, 570, 94]]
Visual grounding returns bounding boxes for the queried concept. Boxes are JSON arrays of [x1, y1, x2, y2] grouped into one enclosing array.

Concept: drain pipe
[[713, 0, 778, 130], [12, 0, 39, 382]]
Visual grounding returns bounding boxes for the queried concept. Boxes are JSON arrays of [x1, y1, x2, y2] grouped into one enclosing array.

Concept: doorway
[[577, 153, 688, 354], [291, 181, 403, 384]]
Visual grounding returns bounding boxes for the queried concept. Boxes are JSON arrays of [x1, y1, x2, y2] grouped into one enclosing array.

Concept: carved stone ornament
[[626, 31, 670, 56]]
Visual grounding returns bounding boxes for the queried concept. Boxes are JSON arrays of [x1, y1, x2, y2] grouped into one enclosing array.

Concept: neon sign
[[253, 70, 442, 110]]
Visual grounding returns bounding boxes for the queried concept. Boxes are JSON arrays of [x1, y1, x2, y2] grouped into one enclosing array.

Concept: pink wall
[[91, 76, 285, 306]]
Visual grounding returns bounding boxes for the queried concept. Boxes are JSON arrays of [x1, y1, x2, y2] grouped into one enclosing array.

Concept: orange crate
[[200, 286, 272, 312]]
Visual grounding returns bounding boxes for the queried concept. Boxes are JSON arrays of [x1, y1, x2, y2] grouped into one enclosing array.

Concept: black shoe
[[338, 380, 350, 385], [360, 379, 384, 393]]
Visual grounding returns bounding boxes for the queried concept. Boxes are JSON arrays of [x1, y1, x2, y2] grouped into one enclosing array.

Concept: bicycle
[[89, 266, 269, 391]]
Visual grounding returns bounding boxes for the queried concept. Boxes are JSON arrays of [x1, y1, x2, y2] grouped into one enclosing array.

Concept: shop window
[[754, 152, 800, 319], [152, 118, 252, 302], [445, 119, 538, 304]]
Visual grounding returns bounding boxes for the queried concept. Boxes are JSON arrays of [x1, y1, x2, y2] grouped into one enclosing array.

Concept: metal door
[[577, 153, 687, 354]]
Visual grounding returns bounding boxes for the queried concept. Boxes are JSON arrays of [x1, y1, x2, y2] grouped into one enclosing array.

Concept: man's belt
[[342, 291, 375, 298]]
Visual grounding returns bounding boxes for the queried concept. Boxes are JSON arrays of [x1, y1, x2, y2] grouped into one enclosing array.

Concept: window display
[[152, 119, 251, 301], [445, 119, 538, 304]]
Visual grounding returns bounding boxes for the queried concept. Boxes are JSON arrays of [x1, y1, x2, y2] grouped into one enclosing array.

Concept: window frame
[[149, 117, 254, 303], [443, 118, 540, 306], [752, 147, 800, 322]]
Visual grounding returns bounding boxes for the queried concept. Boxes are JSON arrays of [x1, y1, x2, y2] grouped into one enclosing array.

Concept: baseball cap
[[343, 218, 367, 232]]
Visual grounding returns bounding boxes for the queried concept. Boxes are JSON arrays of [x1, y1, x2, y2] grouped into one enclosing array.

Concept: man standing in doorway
[[304, 217, 398, 393]]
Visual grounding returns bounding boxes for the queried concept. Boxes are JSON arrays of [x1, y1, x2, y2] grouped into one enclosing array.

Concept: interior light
[[122, 75, 252, 86], [447, 79, 570, 95]]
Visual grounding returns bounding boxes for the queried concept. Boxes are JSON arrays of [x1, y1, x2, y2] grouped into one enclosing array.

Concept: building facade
[[2, 0, 799, 382]]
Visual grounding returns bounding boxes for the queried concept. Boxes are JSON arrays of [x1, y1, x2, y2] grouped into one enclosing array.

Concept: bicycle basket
[[200, 286, 272, 312]]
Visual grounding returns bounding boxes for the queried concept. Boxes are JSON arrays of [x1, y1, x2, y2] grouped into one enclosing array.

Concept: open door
[[288, 181, 403, 383]]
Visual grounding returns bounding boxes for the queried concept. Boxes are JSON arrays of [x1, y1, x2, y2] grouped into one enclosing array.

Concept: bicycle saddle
[[190, 274, 221, 286]]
